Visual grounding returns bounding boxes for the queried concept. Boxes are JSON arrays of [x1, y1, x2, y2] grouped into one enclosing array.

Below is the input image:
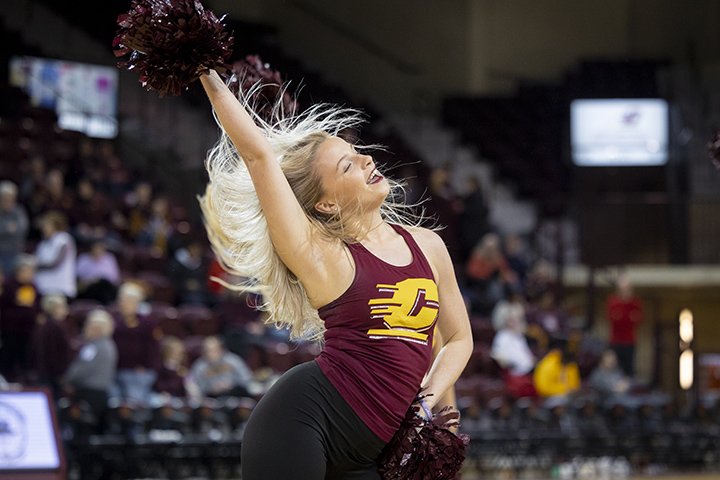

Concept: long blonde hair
[[199, 82, 424, 342]]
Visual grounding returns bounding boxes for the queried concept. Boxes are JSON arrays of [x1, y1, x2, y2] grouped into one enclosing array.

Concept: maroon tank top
[[315, 224, 439, 442]]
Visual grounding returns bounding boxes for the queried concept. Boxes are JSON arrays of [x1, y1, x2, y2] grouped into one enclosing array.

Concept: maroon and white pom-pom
[[228, 54, 299, 122], [709, 128, 720, 170], [378, 398, 469, 480], [113, 0, 234, 96]]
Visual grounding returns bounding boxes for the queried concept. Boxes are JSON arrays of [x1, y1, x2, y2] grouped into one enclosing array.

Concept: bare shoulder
[[404, 225, 448, 254], [404, 226, 452, 278]]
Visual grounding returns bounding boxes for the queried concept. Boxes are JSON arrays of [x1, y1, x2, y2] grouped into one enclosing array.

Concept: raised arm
[[199, 71, 274, 164], [199, 71, 328, 284]]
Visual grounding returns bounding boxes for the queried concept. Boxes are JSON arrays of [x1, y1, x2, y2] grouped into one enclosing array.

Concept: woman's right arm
[[199, 71, 329, 282]]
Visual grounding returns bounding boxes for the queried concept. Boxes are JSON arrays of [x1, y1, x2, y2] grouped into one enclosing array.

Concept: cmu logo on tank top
[[367, 278, 439, 344]]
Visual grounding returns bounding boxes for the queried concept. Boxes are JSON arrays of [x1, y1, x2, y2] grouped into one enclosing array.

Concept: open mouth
[[367, 169, 384, 184]]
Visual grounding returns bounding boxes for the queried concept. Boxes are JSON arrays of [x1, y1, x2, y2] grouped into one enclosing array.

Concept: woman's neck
[[359, 213, 393, 244]]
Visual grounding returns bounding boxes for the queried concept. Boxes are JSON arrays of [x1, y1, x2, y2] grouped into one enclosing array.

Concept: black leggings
[[241, 361, 386, 480]]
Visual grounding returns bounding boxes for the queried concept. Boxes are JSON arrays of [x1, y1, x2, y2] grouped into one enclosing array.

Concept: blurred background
[[0, 0, 719, 479]]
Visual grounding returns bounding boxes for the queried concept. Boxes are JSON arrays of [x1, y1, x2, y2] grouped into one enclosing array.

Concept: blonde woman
[[198, 70, 472, 479]]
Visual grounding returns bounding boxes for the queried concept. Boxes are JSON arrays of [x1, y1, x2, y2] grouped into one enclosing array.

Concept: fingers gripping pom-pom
[[378, 401, 469, 480], [228, 55, 299, 123], [710, 129, 720, 170], [114, 0, 234, 96]]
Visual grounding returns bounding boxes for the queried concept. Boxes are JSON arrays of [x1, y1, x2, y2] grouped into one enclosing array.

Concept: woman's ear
[[314, 200, 339, 215]]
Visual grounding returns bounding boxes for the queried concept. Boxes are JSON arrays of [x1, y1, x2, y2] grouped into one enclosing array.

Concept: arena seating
[[1, 12, 719, 478]]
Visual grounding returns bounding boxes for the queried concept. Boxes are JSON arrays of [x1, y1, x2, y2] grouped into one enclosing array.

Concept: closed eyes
[[341, 147, 358, 174]]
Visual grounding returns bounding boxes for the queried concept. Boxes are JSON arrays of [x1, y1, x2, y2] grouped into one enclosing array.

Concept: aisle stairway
[[389, 113, 538, 235]]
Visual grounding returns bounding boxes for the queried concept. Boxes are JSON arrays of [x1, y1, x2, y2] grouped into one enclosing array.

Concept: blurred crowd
[[0, 100, 308, 438]]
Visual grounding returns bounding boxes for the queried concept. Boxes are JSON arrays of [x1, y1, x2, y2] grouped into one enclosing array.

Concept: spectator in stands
[[77, 138, 102, 183], [123, 181, 154, 241], [459, 175, 490, 264], [465, 233, 518, 315], [487, 397, 518, 433], [587, 348, 630, 398], [167, 237, 209, 305], [98, 142, 131, 197], [526, 290, 568, 337], [19, 155, 47, 206], [575, 396, 609, 437], [545, 395, 578, 434], [425, 167, 462, 261], [63, 309, 118, 431], [491, 301, 536, 398], [71, 177, 114, 247], [137, 196, 174, 255], [0, 181, 29, 276], [533, 337, 580, 400], [206, 256, 228, 301], [491, 292, 525, 331], [457, 397, 490, 433], [32, 168, 74, 218], [636, 399, 665, 435], [605, 398, 638, 433], [189, 336, 252, 400], [0, 254, 39, 381], [30, 294, 72, 398], [227, 397, 257, 435], [76, 240, 121, 305], [524, 258, 556, 303], [192, 398, 230, 435], [153, 336, 192, 400], [112, 282, 162, 403], [205, 255, 252, 308], [503, 233, 530, 288], [34, 211, 77, 298], [606, 272, 643, 376]]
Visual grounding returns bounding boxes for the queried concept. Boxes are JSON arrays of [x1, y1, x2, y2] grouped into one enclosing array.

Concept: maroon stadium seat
[[178, 304, 220, 336]]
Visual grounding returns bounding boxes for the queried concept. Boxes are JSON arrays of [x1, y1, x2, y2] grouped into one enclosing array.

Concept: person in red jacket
[[606, 273, 643, 376]]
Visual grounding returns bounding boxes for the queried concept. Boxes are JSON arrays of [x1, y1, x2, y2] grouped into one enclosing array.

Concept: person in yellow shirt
[[533, 338, 581, 398]]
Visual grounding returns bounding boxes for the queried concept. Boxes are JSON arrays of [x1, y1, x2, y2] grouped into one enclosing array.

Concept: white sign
[[0, 391, 60, 470]]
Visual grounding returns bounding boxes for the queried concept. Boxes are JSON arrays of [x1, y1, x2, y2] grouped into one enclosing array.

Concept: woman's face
[[312, 136, 389, 215]]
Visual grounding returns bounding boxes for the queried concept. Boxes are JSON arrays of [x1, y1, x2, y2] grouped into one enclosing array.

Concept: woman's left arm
[[430, 327, 458, 414], [416, 229, 473, 410]]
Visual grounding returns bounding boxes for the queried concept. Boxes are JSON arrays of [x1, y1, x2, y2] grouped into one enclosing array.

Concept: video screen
[[9, 55, 119, 139], [570, 98, 669, 166]]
